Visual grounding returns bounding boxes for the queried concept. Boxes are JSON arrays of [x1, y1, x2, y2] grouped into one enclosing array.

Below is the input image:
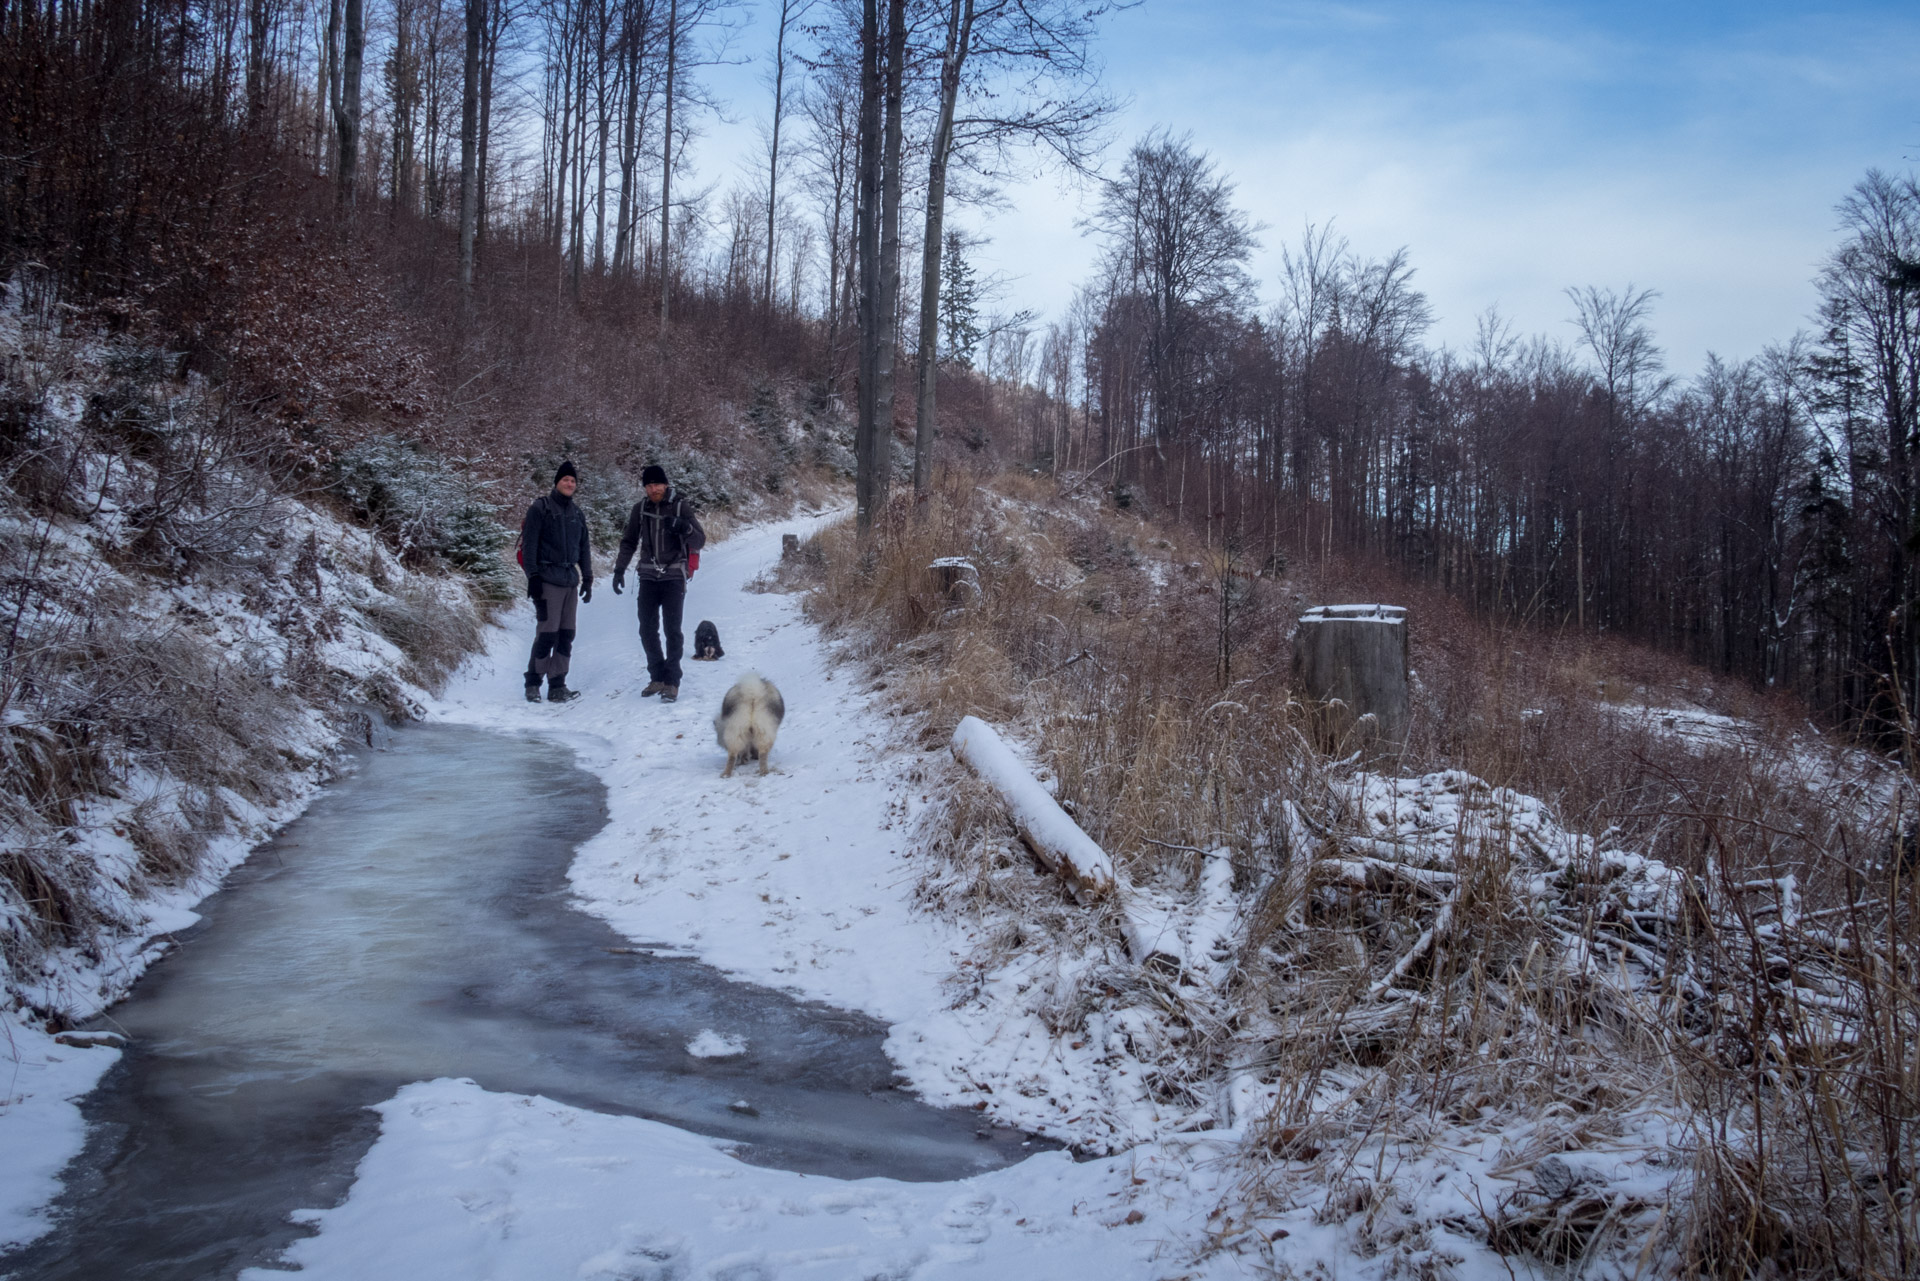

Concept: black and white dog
[[692, 619, 724, 661], [715, 673, 783, 777]]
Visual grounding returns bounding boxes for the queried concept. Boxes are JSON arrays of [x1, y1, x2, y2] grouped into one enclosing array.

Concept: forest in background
[[2, 0, 1917, 737]]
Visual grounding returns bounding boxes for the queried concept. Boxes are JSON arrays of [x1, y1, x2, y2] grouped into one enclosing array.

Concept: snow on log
[[950, 716, 1116, 901]]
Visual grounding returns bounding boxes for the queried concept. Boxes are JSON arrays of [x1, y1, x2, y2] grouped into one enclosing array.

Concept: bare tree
[[1567, 284, 1669, 431], [762, 0, 811, 310], [457, 0, 483, 297], [853, 0, 883, 529], [386, 0, 424, 215], [869, 0, 906, 516], [611, 0, 660, 280], [909, 0, 1115, 498], [658, 0, 678, 327], [1090, 131, 1259, 450], [320, 0, 343, 166], [798, 62, 857, 396], [335, 0, 365, 207], [475, 0, 511, 258]]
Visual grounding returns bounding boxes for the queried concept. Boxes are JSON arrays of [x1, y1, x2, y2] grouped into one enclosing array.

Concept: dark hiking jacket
[[613, 489, 707, 582], [523, 489, 593, 591]]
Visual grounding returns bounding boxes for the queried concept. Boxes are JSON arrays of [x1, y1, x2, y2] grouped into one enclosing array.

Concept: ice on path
[[686, 1029, 748, 1058]]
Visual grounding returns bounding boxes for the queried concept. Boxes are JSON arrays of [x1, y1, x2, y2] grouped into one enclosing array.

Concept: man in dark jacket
[[611, 464, 706, 703], [522, 460, 594, 702]]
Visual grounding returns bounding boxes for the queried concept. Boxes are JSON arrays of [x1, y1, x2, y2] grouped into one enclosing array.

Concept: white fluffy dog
[[714, 672, 785, 777]]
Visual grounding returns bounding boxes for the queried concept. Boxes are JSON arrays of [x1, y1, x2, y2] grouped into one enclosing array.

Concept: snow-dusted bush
[[804, 415, 856, 479], [331, 435, 513, 598], [639, 435, 733, 510], [746, 383, 798, 494]]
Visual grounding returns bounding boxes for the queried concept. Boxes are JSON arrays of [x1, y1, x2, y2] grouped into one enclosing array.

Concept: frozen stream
[[3, 722, 1033, 1281]]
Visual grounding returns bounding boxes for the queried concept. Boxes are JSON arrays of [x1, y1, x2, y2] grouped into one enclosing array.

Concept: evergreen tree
[[939, 230, 983, 367]]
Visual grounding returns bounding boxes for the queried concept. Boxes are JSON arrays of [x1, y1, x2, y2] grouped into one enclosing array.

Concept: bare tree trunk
[[552, 8, 574, 254], [657, 0, 676, 331], [612, 0, 648, 279], [569, 7, 589, 299], [456, 0, 482, 299], [762, 0, 796, 310], [477, 0, 503, 258], [912, 0, 971, 501], [334, 0, 362, 208], [246, 0, 271, 125], [592, 0, 610, 276], [390, 0, 417, 217], [321, 0, 341, 168], [854, 0, 881, 531], [871, 0, 905, 512], [818, 86, 851, 399]]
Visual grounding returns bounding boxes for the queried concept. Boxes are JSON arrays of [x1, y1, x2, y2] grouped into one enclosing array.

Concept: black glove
[[611, 568, 626, 595], [580, 579, 593, 604], [526, 575, 540, 599], [533, 593, 549, 624], [671, 516, 691, 537]]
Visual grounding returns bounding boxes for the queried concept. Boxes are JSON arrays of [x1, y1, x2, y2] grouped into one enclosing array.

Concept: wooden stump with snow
[[1291, 604, 1410, 756], [927, 556, 978, 604]]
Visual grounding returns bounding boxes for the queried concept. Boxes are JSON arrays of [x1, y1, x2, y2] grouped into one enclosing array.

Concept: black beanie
[[554, 459, 578, 485], [641, 464, 668, 486]]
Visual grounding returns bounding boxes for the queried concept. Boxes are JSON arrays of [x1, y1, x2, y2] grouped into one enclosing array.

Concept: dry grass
[[357, 578, 486, 693], [791, 466, 1919, 1280]]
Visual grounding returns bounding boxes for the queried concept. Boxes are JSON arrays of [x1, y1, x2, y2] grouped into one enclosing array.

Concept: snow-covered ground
[[8, 510, 1555, 1278], [211, 512, 1295, 1280], [0, 1019, 119, 1248]]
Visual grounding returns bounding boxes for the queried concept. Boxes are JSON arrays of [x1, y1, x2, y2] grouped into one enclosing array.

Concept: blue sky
[[705, 0, 1920, 374]]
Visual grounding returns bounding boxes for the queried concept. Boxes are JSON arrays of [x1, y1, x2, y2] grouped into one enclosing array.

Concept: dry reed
[[792, 466, 1917, 1279]]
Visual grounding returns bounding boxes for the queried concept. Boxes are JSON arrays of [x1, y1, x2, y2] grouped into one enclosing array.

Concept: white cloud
[[686, 0, 1918, 374]]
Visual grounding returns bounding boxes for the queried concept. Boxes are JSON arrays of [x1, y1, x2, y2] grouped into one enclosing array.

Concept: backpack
[[671, 498, 699, 578]]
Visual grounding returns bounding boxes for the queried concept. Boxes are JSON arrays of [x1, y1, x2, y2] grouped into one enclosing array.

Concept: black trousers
[[636, 577, 686, 685]]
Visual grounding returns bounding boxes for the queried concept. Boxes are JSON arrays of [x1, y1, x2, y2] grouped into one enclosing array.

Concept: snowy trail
[[431, 510, 961, 1023], [256, 512, 1260, 1281]]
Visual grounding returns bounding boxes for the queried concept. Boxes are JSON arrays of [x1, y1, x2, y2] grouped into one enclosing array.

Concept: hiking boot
[[524, 684, 543, 703], [641, 681, 666, 697], [660, 685, 678, 703], [547, 682, 582, 703]]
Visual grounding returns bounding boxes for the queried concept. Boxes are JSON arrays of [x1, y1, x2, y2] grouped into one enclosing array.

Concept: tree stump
[[781, 533, 800, 561], [1291, 604, 1409, 757], [927, 556, 978, 604]]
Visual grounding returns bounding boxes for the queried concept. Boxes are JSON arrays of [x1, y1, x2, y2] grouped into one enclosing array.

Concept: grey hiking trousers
[[526, 581, 579, 685]]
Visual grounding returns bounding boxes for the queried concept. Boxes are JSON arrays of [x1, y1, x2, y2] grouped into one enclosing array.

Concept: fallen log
[[951, 715, 1116, 901]]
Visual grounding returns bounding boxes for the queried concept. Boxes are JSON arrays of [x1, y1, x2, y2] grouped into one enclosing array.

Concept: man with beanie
[[611, 464, 705, 703], [521, 460, 594, 702]]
